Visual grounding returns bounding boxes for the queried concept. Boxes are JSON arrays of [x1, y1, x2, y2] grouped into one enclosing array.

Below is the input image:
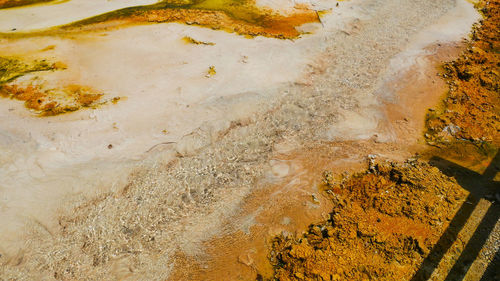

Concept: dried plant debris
[[425, 0, 500, 147], [269, 161, 467, 281]]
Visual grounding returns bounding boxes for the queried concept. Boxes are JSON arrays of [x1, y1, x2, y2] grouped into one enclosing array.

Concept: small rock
[[238, 253, 254, 267], [281, 217, 292, 225], [270, 160, 290, 178]]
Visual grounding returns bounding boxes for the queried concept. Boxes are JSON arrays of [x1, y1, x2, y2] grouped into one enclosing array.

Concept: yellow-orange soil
[[425, 0, 500, 147], [269, 1, 499, 280], [269, 162, 467, 281]]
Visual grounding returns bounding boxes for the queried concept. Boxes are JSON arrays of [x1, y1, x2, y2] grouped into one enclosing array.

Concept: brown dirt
[[425, 0, 500, 147], [269, 161, 468, 281]]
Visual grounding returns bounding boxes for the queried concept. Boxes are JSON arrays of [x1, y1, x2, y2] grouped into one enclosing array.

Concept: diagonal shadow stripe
[[410, 152, 499, 281], [410, 193, 479, 281], [444, 204, 499, 281]]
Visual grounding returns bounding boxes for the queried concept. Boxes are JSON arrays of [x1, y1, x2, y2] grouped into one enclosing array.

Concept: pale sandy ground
[[0, 0, 161, 32], [0, 0, 342, 254], [0, 0, 489, 280]]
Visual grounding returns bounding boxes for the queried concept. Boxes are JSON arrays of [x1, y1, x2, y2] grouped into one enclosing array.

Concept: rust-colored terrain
[[270, 162, 467, 281], [0, 84, 103, 116], [425, 0, 499, 147], [0, 57, 104, 116], [0, 0, 497, 280], [268, 1, 499, 280]]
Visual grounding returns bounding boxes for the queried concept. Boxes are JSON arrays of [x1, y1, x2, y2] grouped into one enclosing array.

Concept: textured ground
[[425, 0, 500, 148], [270, 161, 468, 281], [0, 0, 493, 280], [269, 1, 499, 280]]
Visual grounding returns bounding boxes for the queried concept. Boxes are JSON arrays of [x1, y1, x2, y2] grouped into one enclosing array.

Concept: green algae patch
[[0, 0, 58, 9], [61, 0, 320, 39], [0, 56, 56, 84], [0, 56, 107, 116]]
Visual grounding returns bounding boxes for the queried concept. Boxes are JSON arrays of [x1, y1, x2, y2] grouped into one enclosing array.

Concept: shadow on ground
[[411, 152, 500, 281]]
